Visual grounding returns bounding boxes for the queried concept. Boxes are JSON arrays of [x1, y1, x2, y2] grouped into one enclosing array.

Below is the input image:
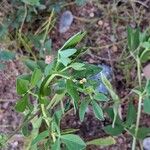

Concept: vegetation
[[1, 0, 150, 150]]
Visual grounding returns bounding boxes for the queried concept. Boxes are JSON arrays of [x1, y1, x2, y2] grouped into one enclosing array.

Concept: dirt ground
[[1, 0, 150, 149]]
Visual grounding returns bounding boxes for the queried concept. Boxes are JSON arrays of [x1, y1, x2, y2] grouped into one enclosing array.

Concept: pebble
[[98, 20, 103, 26], [143, 63, 150, 80], [59, 11, 74, 33], [112, 45, 118, 52], [89, 12, 94, 17], [143, 137, 150, 150]]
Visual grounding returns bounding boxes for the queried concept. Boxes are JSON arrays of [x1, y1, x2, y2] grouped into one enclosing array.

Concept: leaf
[[79, 100, 90, 122], [66, 79, 79, 110], [15, 95, 28, 112], [21, 0, 40, 6], [104, 125, 124, 136], [60, 32, 86, 50], [24, 59, 38, 71], [16, 78, 29, 95], [44, 39, 52, 55], [93, 92, 109, 101], [127, 26, 140, 51], [61, 134, 86, 150], [92, 101, 104, 120], [140, 49, 150, 63], [129, 127, 150, 139], [125, 102, 136, 127], [59, 57, 71, 66], [142, 42, 150, 49], [32, 130, 49, 145], [39, 75, 51, 97], [86, 136, 116, 146], [59, 49, 77, 58], [70, 63, 85, 70], [144, 97, 150, 114], [31, 68, 42, 86], [51, 138, 60, 150], [101, 74, 120, 127], [0, 50, 15, 61], [73, 64, 101, 78], [37, 60, 46, 72]]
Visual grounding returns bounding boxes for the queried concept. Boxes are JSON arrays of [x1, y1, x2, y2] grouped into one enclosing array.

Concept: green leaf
[[144, 97, 150, 114], [66, 79, 79, 110], [127, 26, 140, 51], [22, 123, 31, 137], [59, 49, 77, 58], [70, 63, 85, 70], [59, 57, 71, 66], [140, 49, 150, 63], [94, 92, 109, 101], [73, 64, 101, 78], [125, 102, 136, 127], [60, 32, 86, 50], [15, 95, 28, 112], [16, 78, 29, 95], [24, 59, 38, 71], [31, 68, 42, 86], [44, 39, 52, 55], [0, 50, 15, 61], [92, 101, 104, 120], [21, 0, 40, 6], [32, 130, 49, 145], [101, 74, 120, 127], [129, 127, 150, 139], [104, 125, 124, 136], [79, 100, 90, 122], [141, 42, 150, 49], [86, 136, 116, 146], [37, 60, 46, 72], [19, 74, 31, 81], [39, 75, 51, 97], [61, 134, 86, 150], [51, 138, 60, 150]]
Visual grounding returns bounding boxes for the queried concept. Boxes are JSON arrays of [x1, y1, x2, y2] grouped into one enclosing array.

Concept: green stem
[[132, 57, 142, 150], [132, 95, 142, 150], [137, 57, 141, 88], [41, 104, 50, 127]]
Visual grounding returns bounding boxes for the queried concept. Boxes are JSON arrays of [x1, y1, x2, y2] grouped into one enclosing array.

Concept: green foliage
[[14, 32, 113, 149], [86, 136, 116, 146], [61, 134, 86, 150]]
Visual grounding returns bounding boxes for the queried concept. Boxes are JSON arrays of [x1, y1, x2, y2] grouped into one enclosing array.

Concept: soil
[[1, 0, 150, 149]]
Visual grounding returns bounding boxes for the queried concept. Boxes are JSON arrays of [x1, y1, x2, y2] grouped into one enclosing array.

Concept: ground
[[0, 0, 150, 149]]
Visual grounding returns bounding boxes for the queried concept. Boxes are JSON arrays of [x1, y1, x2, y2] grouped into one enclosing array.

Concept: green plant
[[101, 27, 150, 150], [1, 32, 117, 149]]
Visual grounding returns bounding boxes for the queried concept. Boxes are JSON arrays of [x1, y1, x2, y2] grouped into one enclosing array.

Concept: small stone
[[103, 22, 109, 27], [143, 137, 150, 150], [112, 45, 118, 52], [59, 11, 73, 33], [143, 63, 150, 79], [98, 20, 103, 26], [89, 12, 94, 18]]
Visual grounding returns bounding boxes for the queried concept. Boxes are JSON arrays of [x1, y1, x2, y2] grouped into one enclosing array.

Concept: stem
[[132, 95, 142, 150], [41, 104, 50, 127], [131, 56, 142, 150], [137, 57, 141, 88]]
